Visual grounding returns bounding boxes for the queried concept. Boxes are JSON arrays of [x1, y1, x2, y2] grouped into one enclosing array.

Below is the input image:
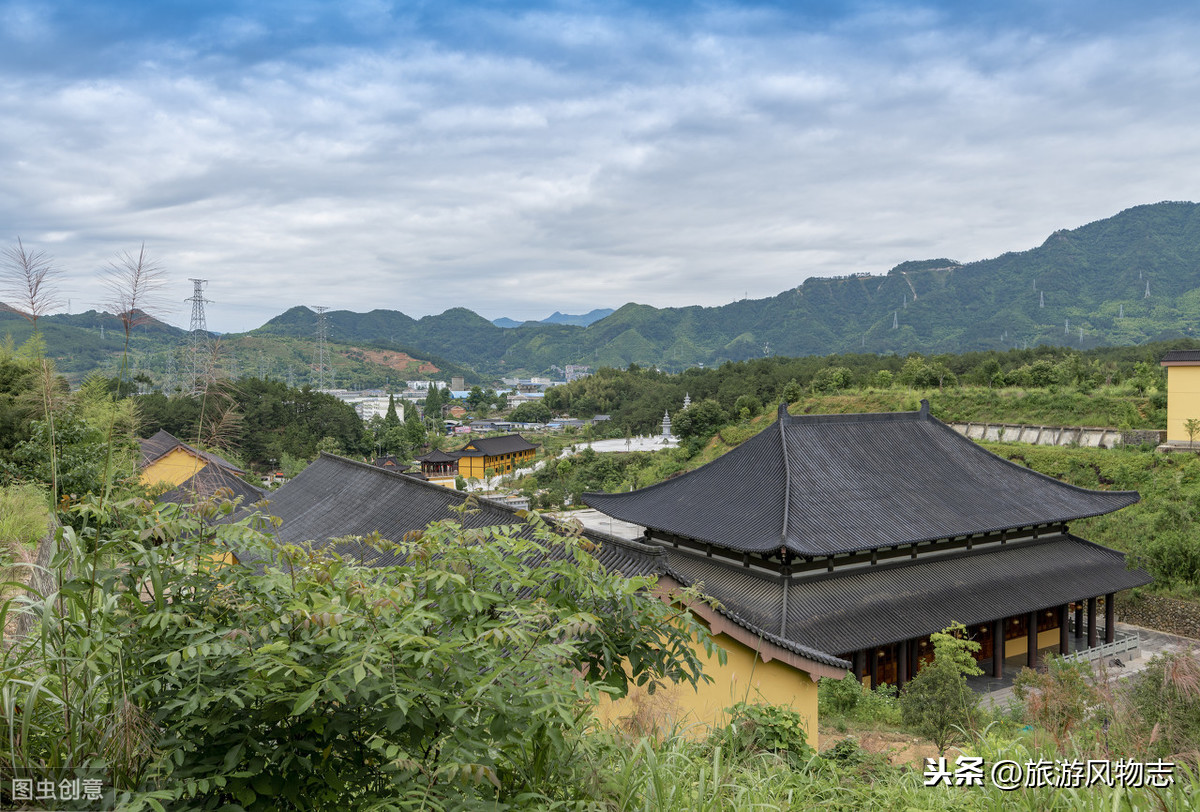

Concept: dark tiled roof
[[1162, 350, 1200, 363], [236, 453, 663, 579], [456, 434, 538, 457], [415, 449, 459, 464], [138, 429, 246, 474], [584, 402, 1138, 557], [664, 534, 1151, 656], [158, 464, 267, 506], [229, 454, 846, 671]]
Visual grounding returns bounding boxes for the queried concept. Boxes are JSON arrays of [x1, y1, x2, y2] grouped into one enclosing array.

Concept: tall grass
[[589, 726, 1199, 811], [0, 483, 50, 564]]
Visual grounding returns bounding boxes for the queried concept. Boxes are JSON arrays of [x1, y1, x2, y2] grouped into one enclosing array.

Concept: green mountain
[[6, 201, 1200, 385], [251, 201, 1200, 373]]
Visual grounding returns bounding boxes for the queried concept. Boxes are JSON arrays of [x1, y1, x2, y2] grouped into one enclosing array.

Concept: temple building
[[584, 401, 1151, 689], [1161, 349, 1200, 447], [452, 434, 538, 480], [413, 449, 460, 486], [138, 429, 257, 501]]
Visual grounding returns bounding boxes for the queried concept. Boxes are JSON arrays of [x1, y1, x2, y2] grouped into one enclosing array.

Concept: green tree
[[782, 378, 805, 404], [1184, 417, 1200, 448], [383, 393, 400, 427], [734, 394, 761, 419], [509, 401, 553, 424], [899, 623, 982, 754], [671, 398, 726, 442], [810, 366, 852, 394]]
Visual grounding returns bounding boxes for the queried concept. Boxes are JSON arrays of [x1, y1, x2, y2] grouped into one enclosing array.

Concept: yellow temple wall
[[140, 447, 208, 487], [1003, 628, 1061, 659], [1165, 366, 1200, 443], [595, 628, 819, 745]]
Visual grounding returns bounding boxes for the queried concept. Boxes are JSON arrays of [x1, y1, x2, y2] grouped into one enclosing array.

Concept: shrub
[[1124, 650, 1200, 758], [718, 702, 813, 765], [1013, 655, 1100, 749]]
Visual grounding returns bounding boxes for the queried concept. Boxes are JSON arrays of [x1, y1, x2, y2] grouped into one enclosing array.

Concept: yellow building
[[139, 429, 247, 488], [1161, 350, 1200, 445], [453, 434, 538, 480], [596, 578, 843, 743]]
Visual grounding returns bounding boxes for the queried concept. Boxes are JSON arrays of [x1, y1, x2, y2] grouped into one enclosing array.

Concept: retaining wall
[[1118, 593, 1200, 640], [949, 422, 1164, 449]]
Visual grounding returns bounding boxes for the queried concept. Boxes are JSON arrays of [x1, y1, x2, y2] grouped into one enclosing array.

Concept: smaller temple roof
[[584, 402, 1139, 557], [415, 449, 459, 464], [1161, 349, 1200, 364], [455, 434, 538, 457], [138, 429, 246, 474]]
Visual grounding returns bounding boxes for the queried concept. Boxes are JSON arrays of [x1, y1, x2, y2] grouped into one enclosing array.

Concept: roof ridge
[[778, 402, 792, 549]]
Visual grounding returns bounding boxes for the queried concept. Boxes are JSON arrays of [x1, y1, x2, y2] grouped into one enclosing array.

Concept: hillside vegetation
[[250, 201, 1200, 374], [7, 202, 1200, 383]]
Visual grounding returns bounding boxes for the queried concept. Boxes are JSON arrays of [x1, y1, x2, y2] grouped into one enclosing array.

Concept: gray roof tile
[[584, 402, 1138, 556]]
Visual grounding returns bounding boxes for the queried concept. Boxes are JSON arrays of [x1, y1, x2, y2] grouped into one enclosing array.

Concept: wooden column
[[992, 618, 1004, 679], [869, 648, 878, 689], [1074, 603, 1084, 639], [1105, 593, 1116, 644], [1058, 604, 1069, 655], [897, 640, 908, 689], [853, 650, 865, 681], [1087, 597, 1098, 647], [1027, 611, 1039, 669]]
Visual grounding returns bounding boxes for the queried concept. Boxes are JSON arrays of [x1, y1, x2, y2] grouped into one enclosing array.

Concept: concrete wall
[[949, 421, 1143, 449]]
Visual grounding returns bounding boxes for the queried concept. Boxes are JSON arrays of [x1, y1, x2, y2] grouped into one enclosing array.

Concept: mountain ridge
[[5, 201, 1200, 382]]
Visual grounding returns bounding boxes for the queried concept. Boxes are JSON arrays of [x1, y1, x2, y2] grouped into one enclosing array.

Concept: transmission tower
[[185, 279, 212, 394], [311, 306, 332, 390]]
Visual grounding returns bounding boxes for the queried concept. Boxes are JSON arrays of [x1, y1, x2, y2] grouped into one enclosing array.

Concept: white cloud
[[2, 3, 1200, 332]]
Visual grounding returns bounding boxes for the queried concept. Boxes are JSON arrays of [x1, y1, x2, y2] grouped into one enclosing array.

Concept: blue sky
[[3, 0, 1199, 332]]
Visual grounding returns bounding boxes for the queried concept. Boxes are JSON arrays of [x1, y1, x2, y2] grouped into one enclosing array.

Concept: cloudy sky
[[2, 0, 1199, 333]]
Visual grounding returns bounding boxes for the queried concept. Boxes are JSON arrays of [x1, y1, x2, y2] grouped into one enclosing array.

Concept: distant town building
[[328, 391, 396, 421]]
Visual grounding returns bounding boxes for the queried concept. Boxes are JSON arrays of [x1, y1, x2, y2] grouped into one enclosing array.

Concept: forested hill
[[6, 201, 1200, 381], [253, 201, 1200, 373]]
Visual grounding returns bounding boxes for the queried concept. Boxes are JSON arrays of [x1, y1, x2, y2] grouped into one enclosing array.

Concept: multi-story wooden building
[[453, 434, 538, 480]]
